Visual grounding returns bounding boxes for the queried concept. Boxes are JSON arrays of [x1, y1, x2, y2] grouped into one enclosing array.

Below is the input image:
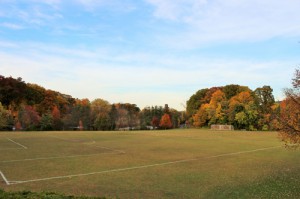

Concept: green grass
[[0, 129, 299, 199]]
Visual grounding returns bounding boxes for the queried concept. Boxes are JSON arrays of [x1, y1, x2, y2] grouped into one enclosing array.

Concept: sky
[[0, 0, 300, 110]]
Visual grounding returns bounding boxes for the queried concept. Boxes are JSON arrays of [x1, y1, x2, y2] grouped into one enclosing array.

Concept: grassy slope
[[0, 129, 299, 199]]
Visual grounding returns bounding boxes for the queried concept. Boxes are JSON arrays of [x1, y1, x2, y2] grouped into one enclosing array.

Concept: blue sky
[[1, 0, 300, 110]]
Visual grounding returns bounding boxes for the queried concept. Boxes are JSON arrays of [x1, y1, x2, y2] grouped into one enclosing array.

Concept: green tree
[[254, 86, 275, 114], [186, 88, 209, 116], [223, 84, 250, 100], [109, 104, 117, 130], [228, 91, 258, 130], [140, 106, 165, 129], [63, 99, 91, 130], [0, 76, 26, 108], [40, 113, 53, 130]]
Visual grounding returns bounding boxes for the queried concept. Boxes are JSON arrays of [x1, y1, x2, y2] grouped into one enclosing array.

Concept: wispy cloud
[[145, 0, 207, 21], [0, 1, 298, 109], [146, 0, 300, 48], [75, 0, 136, 13], [0, 22, 24, 30], [0, 2, 63, 28], [0, 40, 295, 109]]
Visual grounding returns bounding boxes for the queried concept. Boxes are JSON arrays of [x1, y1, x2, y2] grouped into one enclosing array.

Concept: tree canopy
[[0, 75, 183, 131], [187, 84, 278, 131], [279, 68, 300, 146]]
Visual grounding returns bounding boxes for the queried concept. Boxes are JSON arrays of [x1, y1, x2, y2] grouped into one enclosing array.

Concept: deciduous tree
[[91, 99, 111, 130], [279, 68, 300, 146], [193, 104, 209, 127], [160, 113, 172, 129], [52, 106, 63, 130], [0, 102, 9, 130], [18, 105, 41, 130], [151, 116, 160, 129]]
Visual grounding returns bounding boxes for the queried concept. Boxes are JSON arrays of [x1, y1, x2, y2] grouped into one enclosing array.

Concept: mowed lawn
[[0, 129, 300, 199]]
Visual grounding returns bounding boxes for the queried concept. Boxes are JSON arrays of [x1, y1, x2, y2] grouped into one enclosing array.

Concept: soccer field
[[0, 129, 300, 198]]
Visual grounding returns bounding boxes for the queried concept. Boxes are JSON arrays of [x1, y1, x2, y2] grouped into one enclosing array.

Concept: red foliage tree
[[18, 105, 40, 130], [159, 113, 172, 129], [15, 121, 22, 131], [151, 116, 160, 129], [52, 106, 63, 130], [52, 106, 60, 120]]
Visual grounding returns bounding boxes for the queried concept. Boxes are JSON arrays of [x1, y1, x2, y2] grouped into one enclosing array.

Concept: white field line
[[0, 171, 10, 185], [94, 146, 126, 154], [6, 138, 27, 149], [48, 135, 82, 142], [0, 148, 25, 150], [4, 145, 281, 185], [1, 150, 124, 163]]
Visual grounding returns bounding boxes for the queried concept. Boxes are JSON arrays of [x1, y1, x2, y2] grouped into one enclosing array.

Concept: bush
[[248, 125, 257, 131], [0, 189, 107, 199], [262, 124, 269, 131]]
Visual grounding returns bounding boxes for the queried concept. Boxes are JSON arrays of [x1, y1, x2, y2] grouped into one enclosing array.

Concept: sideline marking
[[1, 151, 124, 163], [0, 171, 10, 185], [0, 148, 25, 151], [6, 138, 27, 149], [4, 145, 281, 185]]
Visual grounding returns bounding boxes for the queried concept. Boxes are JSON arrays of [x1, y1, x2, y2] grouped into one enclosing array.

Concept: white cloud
[[0, 40, 295, 110], [146, 0, 207, 21], [146, 0, 300, 48], [0, 22, 24, 30], [75, 0, 136, 13]]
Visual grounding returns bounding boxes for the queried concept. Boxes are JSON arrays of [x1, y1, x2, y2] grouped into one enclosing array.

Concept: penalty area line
[[5, 145, 281, 185], [0, 171, 10, 185], [93, 146, 126, 154], [6, 138, 27, 149]]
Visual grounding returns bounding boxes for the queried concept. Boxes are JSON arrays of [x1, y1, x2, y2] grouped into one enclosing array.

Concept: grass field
[[0, 129, 300, 199]]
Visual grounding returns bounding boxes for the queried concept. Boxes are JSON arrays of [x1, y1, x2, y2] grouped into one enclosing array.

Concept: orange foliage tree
[[160, 113, 172, 129], [52, 105, 62, 130], [279, 69, 300, 146], [193, 104, 209, 127]]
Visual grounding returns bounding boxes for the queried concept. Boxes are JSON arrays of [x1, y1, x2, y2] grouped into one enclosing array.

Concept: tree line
[[186, 68, 300, 147], [1, 72, 300, 147], [186, 84, 279, 131], [0, 75, 183, 131]]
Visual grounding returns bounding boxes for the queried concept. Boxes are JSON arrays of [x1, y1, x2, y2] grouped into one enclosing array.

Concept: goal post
[[211, 124, 234, 131]]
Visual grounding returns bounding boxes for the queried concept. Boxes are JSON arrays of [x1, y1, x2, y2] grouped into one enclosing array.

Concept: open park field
[[0, 129, 300, 198]]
